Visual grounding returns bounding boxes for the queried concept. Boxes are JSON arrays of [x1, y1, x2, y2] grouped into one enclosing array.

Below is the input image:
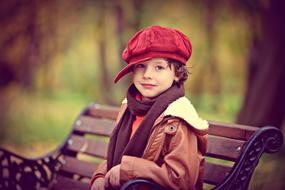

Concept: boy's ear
[[174, 76, 179, 83]]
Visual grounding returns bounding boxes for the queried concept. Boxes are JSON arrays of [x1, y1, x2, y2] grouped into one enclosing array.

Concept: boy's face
[[132, 58, 178, 100]]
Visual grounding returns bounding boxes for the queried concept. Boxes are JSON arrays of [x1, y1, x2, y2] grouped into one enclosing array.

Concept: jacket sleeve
[[120, 121, 202, 190], [89, 160, 107, 187]]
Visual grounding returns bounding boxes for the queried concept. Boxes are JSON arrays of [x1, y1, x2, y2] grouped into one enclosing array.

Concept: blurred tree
[[21, 0, 39, 91], [0, 0, 66, 92], [205, 0, 221, 96], [0, 1, 23, 88], [113, 0, 143, 54], [96, 0, 115, 105], [0, 60, 16, 143], [237, 0, 285, 129], [0, 1, 28, 141], [0, 61, 16, 88], [113, 0, 144, 87]]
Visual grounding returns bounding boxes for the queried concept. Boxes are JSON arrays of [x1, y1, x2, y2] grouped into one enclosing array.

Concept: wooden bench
[[0, 103, 283, 190]]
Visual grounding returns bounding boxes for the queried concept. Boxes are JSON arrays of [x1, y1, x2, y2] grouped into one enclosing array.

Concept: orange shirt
[[129, 93, 145, 139], [130, 115, 144, 139]]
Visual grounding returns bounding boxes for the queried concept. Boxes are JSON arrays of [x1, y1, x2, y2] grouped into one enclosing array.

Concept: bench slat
[[74, 116, 115, 136], [67, 135, 108, 158], [67, 134, 245, 161], [60, 156, 98, 178], [208, 121, 258, 141], [85, 105, 258, 141], [207, 135, 245, 161], [51, 175, 89, 190], [87, 104, 119, 120], [204, 162, 232, 185]]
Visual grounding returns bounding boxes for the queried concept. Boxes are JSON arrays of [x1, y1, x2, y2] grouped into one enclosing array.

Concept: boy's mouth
[[141, 83, 156, 89]]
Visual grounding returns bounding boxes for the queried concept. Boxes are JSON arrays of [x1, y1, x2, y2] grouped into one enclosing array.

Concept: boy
[[90, 25, 208, 190]]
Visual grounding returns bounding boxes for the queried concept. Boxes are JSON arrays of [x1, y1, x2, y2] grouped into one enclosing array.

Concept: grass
[[0, 90, 92, 157]]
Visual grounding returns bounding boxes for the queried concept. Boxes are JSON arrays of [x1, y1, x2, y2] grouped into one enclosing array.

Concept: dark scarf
[[107, 83, 185, 171]]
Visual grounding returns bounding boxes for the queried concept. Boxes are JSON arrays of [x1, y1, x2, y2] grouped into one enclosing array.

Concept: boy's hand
[[90, 177, 105, 190], [105, 164, 121, 188]]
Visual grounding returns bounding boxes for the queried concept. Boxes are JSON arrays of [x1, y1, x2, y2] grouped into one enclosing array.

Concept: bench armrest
[[213, 126, 283, 190], [120, 178, 165, 190], [0, 147, 64, 189]]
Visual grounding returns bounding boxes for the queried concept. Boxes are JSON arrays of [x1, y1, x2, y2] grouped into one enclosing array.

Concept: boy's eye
[[155, 65, 166, 71], [134, 64, 145, 69]]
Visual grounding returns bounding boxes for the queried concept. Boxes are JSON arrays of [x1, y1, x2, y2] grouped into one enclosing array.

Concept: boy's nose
[[143, 67, 153, 79]]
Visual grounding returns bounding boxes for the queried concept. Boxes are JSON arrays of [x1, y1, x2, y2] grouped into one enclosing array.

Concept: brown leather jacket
[[91, 97, 208, 190]]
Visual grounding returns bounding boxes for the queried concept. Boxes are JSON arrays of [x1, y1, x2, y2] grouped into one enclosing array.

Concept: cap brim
[[113, 57, 153, 83], [113, 63, 135, 83]]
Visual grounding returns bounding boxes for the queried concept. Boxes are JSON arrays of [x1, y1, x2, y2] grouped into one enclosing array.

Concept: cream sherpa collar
[[122, 96, 208, 134]]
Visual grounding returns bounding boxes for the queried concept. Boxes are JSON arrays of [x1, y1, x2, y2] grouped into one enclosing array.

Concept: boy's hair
[[166, 58, 189, 85]]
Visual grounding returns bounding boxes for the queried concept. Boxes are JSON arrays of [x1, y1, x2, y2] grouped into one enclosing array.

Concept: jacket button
[[165, 124, 177, 134], [169, 125, 176, 131]]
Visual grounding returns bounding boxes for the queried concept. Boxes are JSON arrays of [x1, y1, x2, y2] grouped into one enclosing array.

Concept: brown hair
[[166, 58, 189, 85]]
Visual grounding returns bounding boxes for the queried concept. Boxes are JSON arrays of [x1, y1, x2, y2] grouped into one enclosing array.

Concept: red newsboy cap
[[114, 25, 192, 83]]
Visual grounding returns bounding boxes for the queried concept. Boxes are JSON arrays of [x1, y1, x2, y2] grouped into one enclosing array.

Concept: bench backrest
[[52, 104, 259, 189]]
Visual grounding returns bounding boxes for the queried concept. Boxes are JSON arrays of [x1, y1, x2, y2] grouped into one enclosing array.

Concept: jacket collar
[[163, 96, 208, 135], [120, 96, 208, 135]]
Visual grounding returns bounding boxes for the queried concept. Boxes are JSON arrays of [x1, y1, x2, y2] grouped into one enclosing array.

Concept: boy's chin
[[141, 93, 162, 101]]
